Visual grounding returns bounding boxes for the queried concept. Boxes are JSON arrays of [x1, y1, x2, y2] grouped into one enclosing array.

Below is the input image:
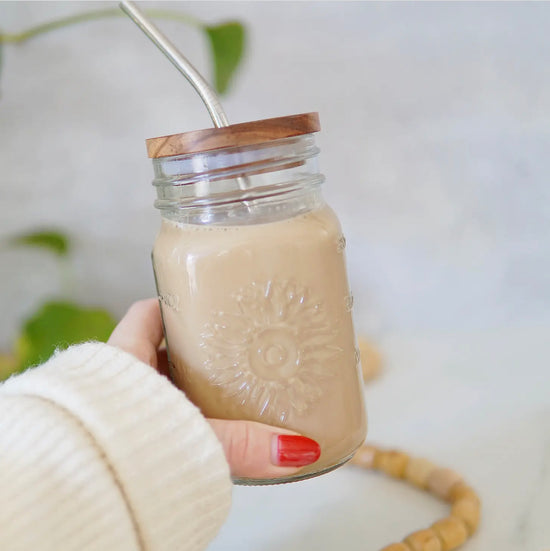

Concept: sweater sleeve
[[0, 342, 232, 551]]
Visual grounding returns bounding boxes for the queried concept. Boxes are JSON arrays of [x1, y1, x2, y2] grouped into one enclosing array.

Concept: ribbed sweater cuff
[[1, 342, 232, 551]]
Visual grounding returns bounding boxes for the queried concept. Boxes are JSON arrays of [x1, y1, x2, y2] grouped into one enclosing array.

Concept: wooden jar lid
[[146, 112, 320, 159]]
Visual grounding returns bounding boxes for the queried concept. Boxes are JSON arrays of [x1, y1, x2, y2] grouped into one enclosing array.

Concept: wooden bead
[[350, 445, 378, 468], [380, 544, 411, 551], [404, 457, 437, 489], [347, 447, 479, 551], [375, 450, 409, 478], [448, 482, 480, 505], [405, 528, 442, 551], [358, 337, 383, 382], [451, 498, 481, 535], [431, 516, 468, 550], [427, 468, 463, 500]]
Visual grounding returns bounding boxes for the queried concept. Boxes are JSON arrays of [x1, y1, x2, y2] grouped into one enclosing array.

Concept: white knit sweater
[[0, 342, 232, 551]]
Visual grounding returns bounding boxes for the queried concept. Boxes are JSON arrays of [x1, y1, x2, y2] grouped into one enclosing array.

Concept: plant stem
[[0, 8, 204, 44]]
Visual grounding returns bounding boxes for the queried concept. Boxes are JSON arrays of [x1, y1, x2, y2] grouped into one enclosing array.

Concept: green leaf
[[15, 301, 117, 372], [205, 22, 246, 95], [9, 230, 70, 257]]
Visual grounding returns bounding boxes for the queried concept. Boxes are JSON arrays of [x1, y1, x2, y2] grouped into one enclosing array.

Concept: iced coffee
[[149, 113, 367, 483]]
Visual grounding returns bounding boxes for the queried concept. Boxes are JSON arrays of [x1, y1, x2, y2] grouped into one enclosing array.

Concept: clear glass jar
[[149, 113, 367, 484]]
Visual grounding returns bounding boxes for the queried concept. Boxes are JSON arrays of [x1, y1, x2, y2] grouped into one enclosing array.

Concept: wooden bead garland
[[349, 445, 481, 551]]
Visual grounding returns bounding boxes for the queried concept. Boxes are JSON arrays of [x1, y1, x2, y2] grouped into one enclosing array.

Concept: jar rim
[[146, 112, 320, 159]]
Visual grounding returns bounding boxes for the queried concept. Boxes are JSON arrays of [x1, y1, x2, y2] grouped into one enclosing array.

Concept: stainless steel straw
[[119, 0, 229, 128]]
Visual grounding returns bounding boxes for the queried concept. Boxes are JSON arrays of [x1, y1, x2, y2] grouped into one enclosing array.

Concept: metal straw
[[120, 1, 253, 200], [119, 0, 229, 128]]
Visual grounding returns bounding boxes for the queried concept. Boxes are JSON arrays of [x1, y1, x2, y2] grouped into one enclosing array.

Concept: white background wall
[[1, 1, 549, 348]]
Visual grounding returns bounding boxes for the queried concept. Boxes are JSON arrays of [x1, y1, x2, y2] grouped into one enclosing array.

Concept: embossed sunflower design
[[200, 281, 342, 423]]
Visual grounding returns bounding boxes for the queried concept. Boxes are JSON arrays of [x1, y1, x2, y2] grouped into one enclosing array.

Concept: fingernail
[[273, 435, 321, 467]]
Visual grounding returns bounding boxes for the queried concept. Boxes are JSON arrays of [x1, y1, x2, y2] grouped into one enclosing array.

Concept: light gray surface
[[211, 328, 550, 550]]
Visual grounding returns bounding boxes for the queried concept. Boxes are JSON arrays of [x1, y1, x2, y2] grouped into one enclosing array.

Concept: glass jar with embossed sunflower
[[149, 113, 367, 484]]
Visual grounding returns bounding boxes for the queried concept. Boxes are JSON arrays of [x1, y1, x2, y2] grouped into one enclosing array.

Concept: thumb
[[208, 419, 321, 481]]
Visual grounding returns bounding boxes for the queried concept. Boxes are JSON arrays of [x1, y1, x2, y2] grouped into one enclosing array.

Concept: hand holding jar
[[108, 298, 323, 480]]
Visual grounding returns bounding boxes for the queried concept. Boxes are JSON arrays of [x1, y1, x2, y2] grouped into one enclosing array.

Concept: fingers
[[108, 300, 323, 481], [108, 299, 164, 368], [208, 419, 321, 480]]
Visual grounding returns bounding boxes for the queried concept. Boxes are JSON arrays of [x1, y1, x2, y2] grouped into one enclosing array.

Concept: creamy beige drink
[[153, 204, 367, 480]]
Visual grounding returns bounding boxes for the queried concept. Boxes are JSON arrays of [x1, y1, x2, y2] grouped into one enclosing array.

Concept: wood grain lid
[[146, 112, 320, 159]]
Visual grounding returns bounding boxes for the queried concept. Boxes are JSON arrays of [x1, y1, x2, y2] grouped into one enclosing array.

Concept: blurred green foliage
[[15, 301, 117, 373], [1, 230, 117, 380], [9, 230, 70, 257], [205, 22, 246, 94], [0, 6, 247, 95]]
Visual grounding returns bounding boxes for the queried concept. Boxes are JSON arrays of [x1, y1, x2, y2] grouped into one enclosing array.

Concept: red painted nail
[[274, 435, 321, 467]]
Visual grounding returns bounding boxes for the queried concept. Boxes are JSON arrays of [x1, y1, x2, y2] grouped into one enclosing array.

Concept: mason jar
[[148, 113, 367, 484]]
